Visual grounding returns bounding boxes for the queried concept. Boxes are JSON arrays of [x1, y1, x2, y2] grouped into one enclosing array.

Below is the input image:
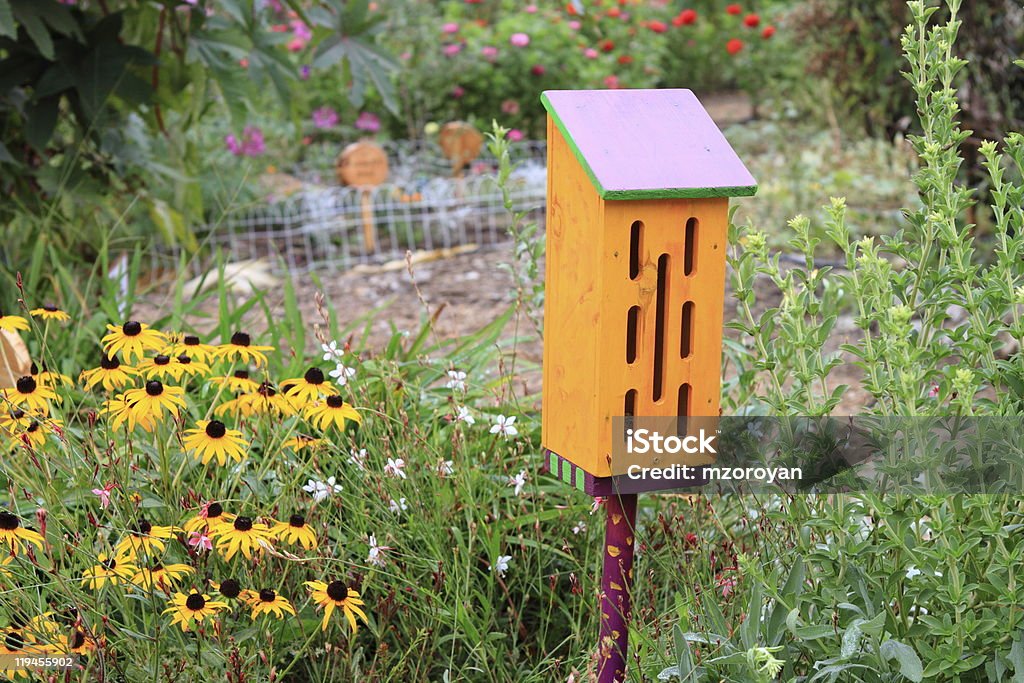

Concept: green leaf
[[840, 618, 865, 659], [1009, 633, 1024, 683], [880, 640, 923, 682], [24, 95, 59, 149], [0, 0, 14, 39], [13, 3, 54, 60]]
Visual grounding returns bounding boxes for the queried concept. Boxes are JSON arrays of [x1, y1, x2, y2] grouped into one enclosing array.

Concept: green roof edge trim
[[540, 91, 758, 200]]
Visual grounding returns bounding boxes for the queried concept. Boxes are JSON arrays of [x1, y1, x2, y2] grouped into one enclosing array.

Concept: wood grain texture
[[540, 89, 757, 200]]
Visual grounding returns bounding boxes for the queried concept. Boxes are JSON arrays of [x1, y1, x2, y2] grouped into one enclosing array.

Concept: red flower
[[607, 6, 621, 17], [725, 4, 742, 15], [726, 38, 744, 55], [531, 64, 546, 76], [678, 8, 697, 25], [762, 25, 776, 38], [566, 3, 578, 15], [743, 13, 760, 27], [617, 54, 633, 65], [647, 20, 667, 33], [600, 39, 615, 52]]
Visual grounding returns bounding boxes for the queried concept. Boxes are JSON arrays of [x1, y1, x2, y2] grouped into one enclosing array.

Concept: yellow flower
[[214, 332, 274, 367], [132, 562, 195, 591], [164, 334, 217, 363], [216, 383, 296, 418], [0, 512, 44, 555], [101, 321, 167, 363], [210, 516, 272, 561], [30, 363, 73, 387], [207, 370, 259, 394], [0, 629, 47, 679], [282, 367, 337, 406], [9, 417, 63, 449], [101, 395, 157, 433], [248, 589, 296, 620], [305, 580, 368, 633], [182, 420, 249, 466], [304, 395, 361, 431], [120, 381, 186, 424], [80, 355, 139, 391], [0, 554, 13, 579], [0, 312, 29, 333], [163, 592, 228, 632], [210, 578, 246, 602], [182, 501, 235, 535], [81, 553, 137, 590], [4, 376, 59, 412], [282, 434, 325, 452], [115, 519, 181, 560], [270, 514, 317, 550], [0, 408, 37, 436], [28, 305, 70, 323], [66, 629, 96, 655]]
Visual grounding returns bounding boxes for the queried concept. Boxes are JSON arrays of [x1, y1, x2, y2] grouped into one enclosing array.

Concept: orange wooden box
[[540, 89, 757, 493]]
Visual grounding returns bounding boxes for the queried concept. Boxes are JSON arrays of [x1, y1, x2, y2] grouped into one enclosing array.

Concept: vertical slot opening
[[626, 306, 640, 364], [629, 220, 643, 280], [680, 301, 694, 358], [684, 217, 698, 276], [652, 254, 669, 403], [676, 383, 691, 435], [624, 389, 637, 417]]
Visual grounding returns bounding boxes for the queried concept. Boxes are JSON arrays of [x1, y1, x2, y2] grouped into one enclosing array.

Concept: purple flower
[[507, 129, 524, 142], [312, 106, 339, 129], [481, 45, 499, 61], [355, 112, 381, 132], [443, 43, 463, 57], [299, 65, 311, 80], [290, 19, 312, 42], [442, 22, 459, 34], [452, 85, 465, 98], [509, 33, 530, 47], [226, 126, 266, 156], [569, 20, 581, 30]]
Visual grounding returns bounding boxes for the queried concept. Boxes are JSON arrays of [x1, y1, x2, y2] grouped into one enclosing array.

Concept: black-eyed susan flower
[[209, 578, 250, 603], [248, 589, 295, 620], [207, 370, 259, 394], [120, 381, 186, 424], [80, 355, 138, 391], [173, 355, 210, 379], [0, 311, 29, 333], [163, 592, 228, 632], [102, 321, 167, 363], [0, 554, 13, 578], [182, 420, 249, 466], [4, 376, 59, 412], [13, 417, 63, 449], [30, 362, 72, 387], [270, 514, 317, 550], [0, 511, 44, 555], [182, 501, 235, 535], [81, 553, 137, 590], [132, 562, 195, 591], [283, 367, 337, 405], [135, 354, 176, 380], [0, 630, 42, 679], [304, 395, 361, 431], [66, 629, 96, 656], [210, 516, 271, 561], [0, 408, 34, 436], [28, 304, 70, 323], [305, 580, 368, 633], [166, 334, 217, 363], [219, 382, 296, 418], [215, 332, 274, 367], [282, 434, 325, 452], [115, 519, 180, 559], [101, 396, 156, 433]]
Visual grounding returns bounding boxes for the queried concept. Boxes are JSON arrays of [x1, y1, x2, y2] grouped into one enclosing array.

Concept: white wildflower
[[490, 414, 518, 438]]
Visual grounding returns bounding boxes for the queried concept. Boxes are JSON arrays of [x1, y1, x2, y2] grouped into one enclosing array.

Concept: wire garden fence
[[171, 139, 548, 275]]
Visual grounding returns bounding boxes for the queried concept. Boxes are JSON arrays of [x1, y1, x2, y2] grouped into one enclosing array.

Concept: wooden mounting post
[[598, 493, 638, 683]]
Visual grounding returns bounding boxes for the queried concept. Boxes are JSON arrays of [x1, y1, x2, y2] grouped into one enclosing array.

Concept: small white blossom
[[509, 469, 528, 496], [302, 476, 342, 503], [445, 370, 467, 391], [348, 448, 368, 470], [455, 406, 475, 425], [490, 414, 518, 438], [489, 554, 512, 577], [590, 497, 605, 515], [321, 341, 343, 362], [389, 497, 408, 514], [367, 534, 390, 567], [572, 521, 587, 535], [905, 565, 942, 580], [385, 458, 407, 479], [330, 363, 357, 386], [439, 460, 455, 476]]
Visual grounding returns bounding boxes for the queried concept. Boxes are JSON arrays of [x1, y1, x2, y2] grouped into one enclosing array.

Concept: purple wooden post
[[598, 492, 638, 683]]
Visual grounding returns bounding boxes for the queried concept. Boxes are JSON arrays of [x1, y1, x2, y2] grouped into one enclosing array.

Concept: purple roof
[[541, 89, 757, 200]]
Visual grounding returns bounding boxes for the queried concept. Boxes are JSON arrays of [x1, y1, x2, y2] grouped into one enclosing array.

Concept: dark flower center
[[230, 332, 251, 347], [100, 355, 120, 370], [219, 579, 241, 599], [233, 517, 253, 532], [101, 558, 117, 570], [289, 514, 305, 528], [16, 376, 36, 394], [207, 502, 223, 518], [0, 512, 20, 531], [326, 581, 346, 601], [326, 395, 345, 408], [10, 410, 25, 420], [258, 382, 276, 397], [177, 355, 192, 365], [122, 321, 142, 336], [259, 589, 276, 602], [43, 304, 58, 312], [151, 563, 164, 572], [205, 421, 227, 439], [137, 519, 152, 535], [185, 593, 206, 611], [304, 368, 325, 385], [70, 630, 86, 649], [30, 362, 39, 375], [184, 335, 200, 346], [145, 381, 164, 397], [154, 355, 170, 366], [5, 632, 24, 651], [26, 421, 40, 433], [233, 370, 249, 379]]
